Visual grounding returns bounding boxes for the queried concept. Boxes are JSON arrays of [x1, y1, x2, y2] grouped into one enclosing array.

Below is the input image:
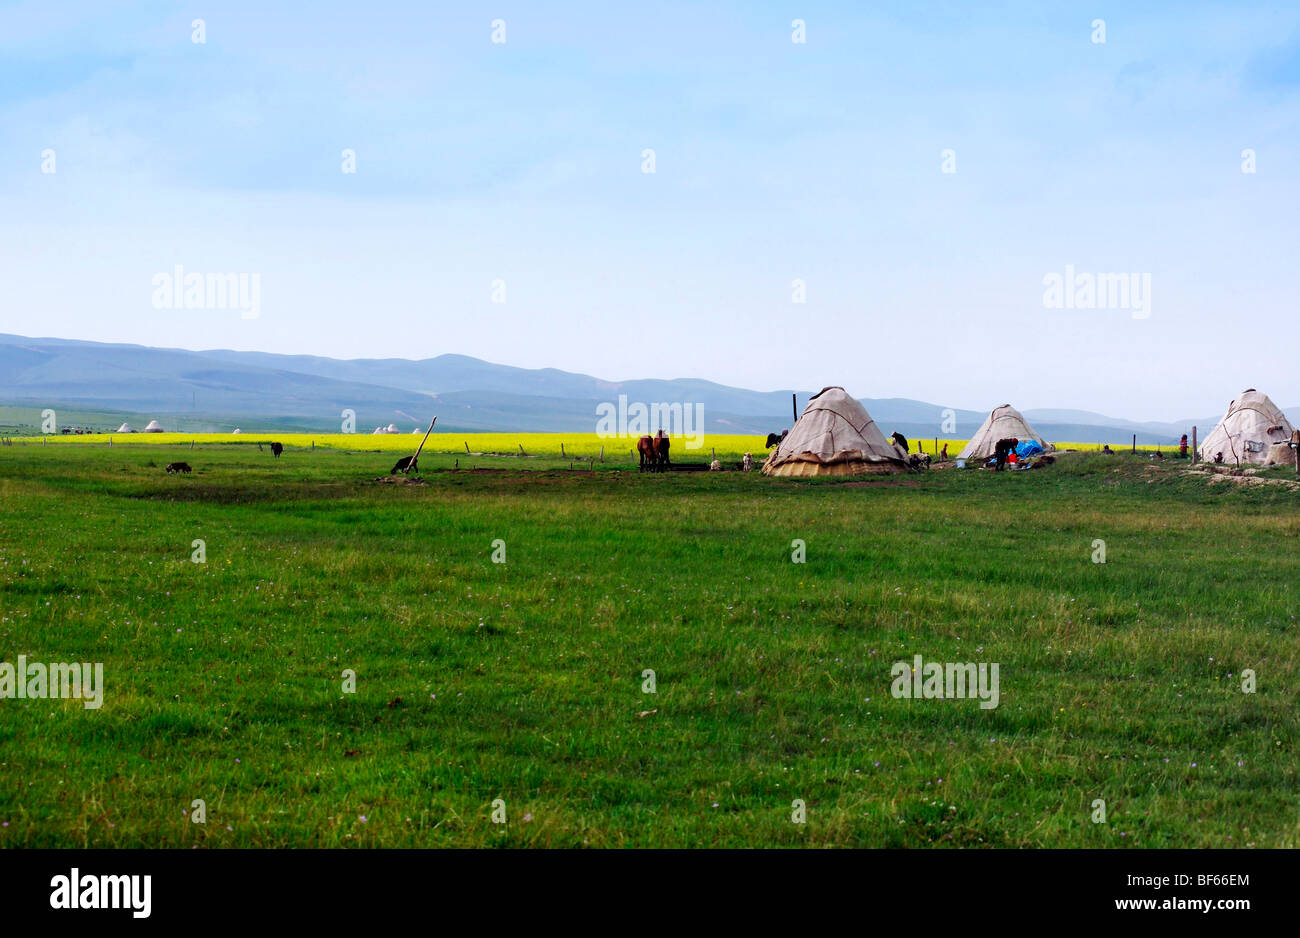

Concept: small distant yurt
[[143, 419, 164, 433], [762, 386, 905, 477], [231, 428, 242, 434], [958, 405, 1052, 461], [1199, 389, 1294, 466], [116, 422, 134, 433]]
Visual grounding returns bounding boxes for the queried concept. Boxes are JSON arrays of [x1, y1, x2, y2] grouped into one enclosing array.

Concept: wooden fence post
[[1191, 427, 1197, 465]]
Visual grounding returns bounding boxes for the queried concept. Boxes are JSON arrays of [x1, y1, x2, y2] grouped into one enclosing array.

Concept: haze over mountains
[[0, 334, 1243, 444]]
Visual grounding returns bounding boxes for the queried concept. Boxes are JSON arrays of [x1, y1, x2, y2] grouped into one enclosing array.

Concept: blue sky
[[1, 1, 1297, 419]]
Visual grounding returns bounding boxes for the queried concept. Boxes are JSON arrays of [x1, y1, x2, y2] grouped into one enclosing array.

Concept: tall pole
[[792, 393, 797, 423], [407, 417, 436, 471], [1191, 426, 1198, 465]]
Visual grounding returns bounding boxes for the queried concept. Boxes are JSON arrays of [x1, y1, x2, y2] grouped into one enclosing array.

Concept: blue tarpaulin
[[1015, 440, 1044, 458]]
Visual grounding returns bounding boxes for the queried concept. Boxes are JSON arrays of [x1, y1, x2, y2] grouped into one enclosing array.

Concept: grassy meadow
[[0, 442, 1296, 847]]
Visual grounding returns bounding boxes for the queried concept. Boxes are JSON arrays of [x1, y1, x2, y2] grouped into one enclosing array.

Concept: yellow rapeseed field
[[34, 432, 1177, 458], [39, 431, 767, 459]]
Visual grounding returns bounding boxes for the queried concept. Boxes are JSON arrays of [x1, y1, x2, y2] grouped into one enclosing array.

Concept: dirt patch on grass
[[1184, 467, 1300, 491], [371, 475, 427, 485]]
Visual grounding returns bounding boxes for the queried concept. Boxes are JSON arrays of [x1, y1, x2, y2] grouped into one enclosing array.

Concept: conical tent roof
[[957, 404, 1052, 460], [116, 422, 134, 433], [143, 419, 164, 432], [1199, 389, 1294, 466], [762, 387, 905, 477]]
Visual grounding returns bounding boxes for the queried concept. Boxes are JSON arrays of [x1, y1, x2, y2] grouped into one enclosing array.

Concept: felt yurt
[[762, 387, 906, 477], [957, 405, 1052, 461], [115, 422, 134, 433], [143, 419, 164, 433], [1198, 389, 1294, 466]]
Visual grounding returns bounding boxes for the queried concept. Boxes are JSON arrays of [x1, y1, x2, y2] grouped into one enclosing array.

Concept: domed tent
[[115, 422, 134, 433], [1199, 389, 1294, 466], [957, 404, 1052, 461], [143, 419, 164, 433], [762, 387, 905, 477]]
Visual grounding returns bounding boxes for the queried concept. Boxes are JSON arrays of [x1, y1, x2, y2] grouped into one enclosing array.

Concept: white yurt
[[143, 419, 164, 433], [116, 422, 134, 433], [1199, 389, 1294, 466], [762, 387, 905, 477], [957, 405, 1052, 461]]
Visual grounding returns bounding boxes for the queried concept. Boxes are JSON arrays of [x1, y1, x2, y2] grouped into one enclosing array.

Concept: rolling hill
[[0, 333, 1227, 443]]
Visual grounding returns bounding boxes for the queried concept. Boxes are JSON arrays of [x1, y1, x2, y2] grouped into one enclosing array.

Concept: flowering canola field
[[35, 433, 1173, 458]]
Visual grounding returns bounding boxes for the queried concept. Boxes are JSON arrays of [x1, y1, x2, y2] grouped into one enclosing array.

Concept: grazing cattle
[[742, 453, 753, 471], [636, 435, 656, 473], [653, 431, 671, 472], [165, 462, 192, 474], [391, 455, 418, 475], [270, 442, 283, 458]]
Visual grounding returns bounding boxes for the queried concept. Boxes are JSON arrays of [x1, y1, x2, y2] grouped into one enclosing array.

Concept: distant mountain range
[[0, 333, 1247, 444]]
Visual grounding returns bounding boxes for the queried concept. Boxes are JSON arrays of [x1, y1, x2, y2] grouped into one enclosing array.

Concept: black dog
[[165, 462, 192, 474], [765, 429, 789, 449], [390, 455, 418, 475]]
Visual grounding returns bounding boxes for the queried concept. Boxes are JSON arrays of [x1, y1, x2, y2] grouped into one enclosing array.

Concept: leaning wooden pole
[[406, 417, 437, 472]]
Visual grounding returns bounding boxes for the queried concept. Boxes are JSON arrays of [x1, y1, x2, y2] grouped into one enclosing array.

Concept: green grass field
[[0, 443, 1296, 847]]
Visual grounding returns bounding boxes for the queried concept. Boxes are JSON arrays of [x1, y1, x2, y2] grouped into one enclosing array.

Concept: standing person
[[1179, 434, 1189, 458]]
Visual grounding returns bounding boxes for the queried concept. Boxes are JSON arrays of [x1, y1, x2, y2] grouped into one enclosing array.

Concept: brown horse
[[652, 431, 671, 472], [636, 435, 656, 472]]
